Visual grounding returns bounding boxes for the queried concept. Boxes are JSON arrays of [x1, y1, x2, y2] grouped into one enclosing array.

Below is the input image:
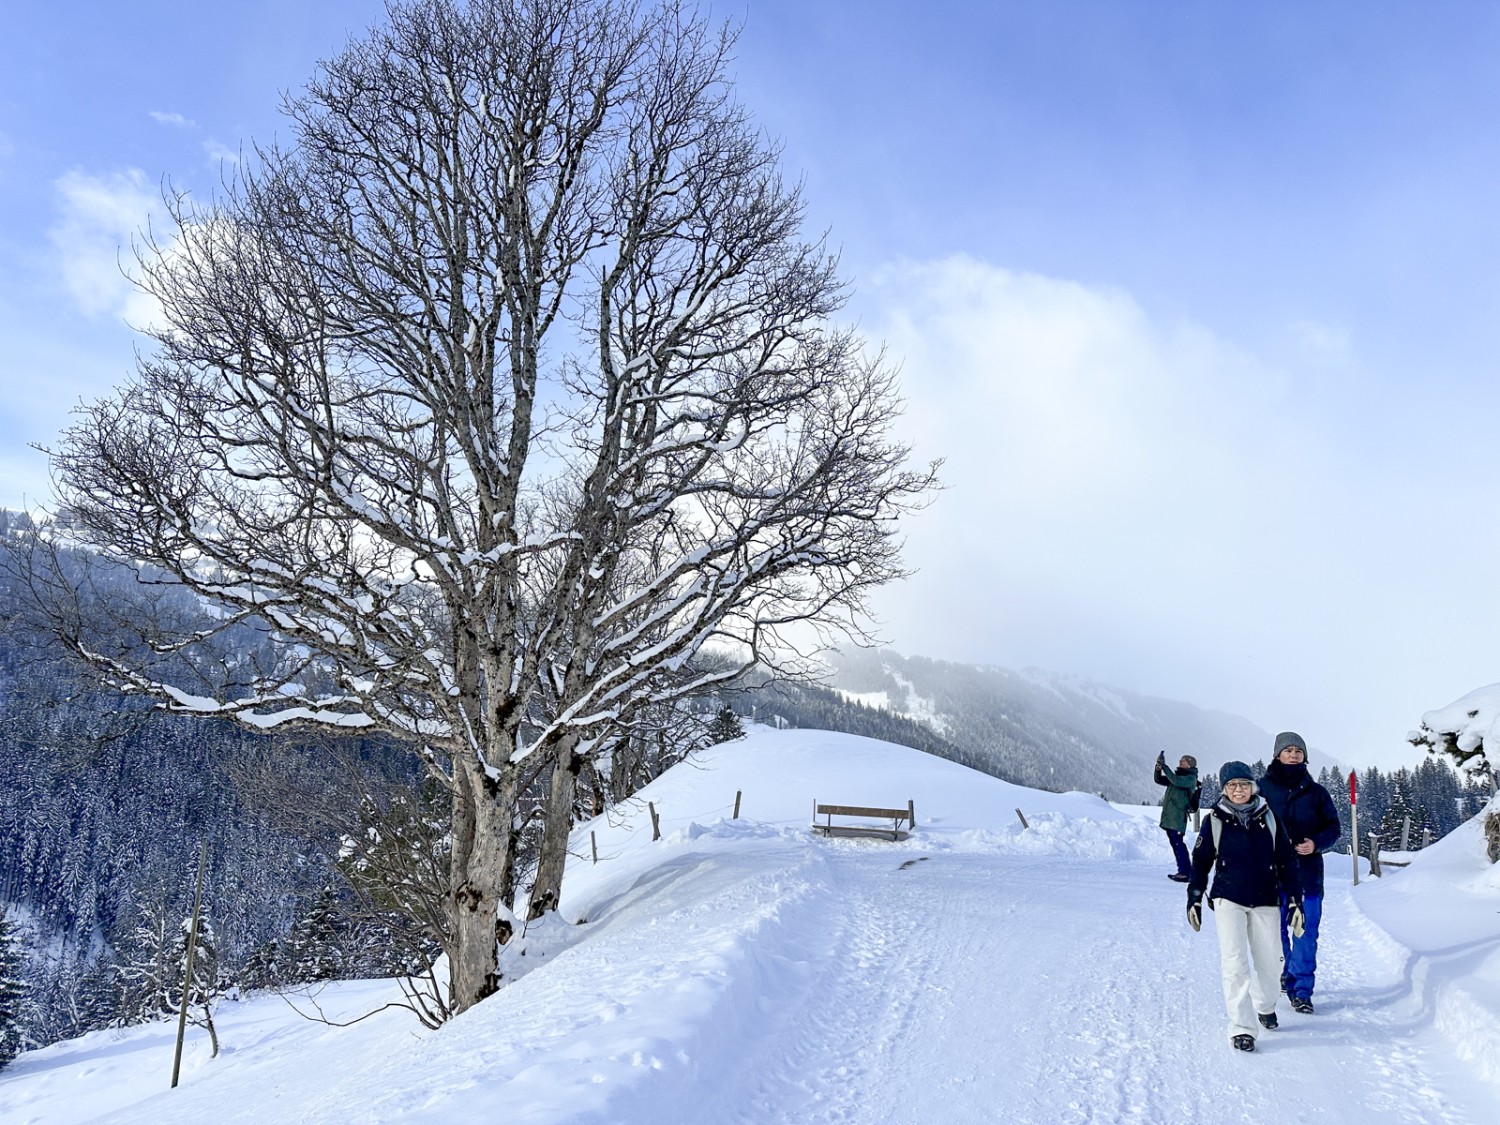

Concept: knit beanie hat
[[1273, 731, 1308, 760], [1219, 760, 1255, 786]]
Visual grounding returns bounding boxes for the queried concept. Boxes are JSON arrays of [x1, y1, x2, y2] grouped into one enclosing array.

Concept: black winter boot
[[1231, 1035, 1255, 1052], [1290, 996, 1314, 1014], [1257, 1012, 1278, 1030]]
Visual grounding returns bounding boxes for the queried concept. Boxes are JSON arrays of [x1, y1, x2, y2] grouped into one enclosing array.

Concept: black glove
[[1186, 891, 1202, 932]]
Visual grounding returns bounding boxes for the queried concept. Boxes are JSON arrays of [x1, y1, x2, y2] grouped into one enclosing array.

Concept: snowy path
[[647, 843, 1491, 1125]]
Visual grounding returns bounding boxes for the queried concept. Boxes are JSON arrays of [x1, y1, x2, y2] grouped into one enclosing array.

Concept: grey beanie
[[1219, 760, 1255, 786], [1273, 731, 1308, 759]]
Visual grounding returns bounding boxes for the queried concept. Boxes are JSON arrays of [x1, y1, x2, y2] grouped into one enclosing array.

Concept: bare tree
[[34, 0, 935, 1014]]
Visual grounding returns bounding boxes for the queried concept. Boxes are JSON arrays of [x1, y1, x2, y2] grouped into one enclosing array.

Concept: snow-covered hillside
[[825, 647, 1280, 802], [4, 727, 1498, 1124]]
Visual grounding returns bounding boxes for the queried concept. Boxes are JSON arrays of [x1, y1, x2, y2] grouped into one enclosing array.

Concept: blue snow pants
[[1164, 828, 1190, 876], [1279, 892, 1324, 999]]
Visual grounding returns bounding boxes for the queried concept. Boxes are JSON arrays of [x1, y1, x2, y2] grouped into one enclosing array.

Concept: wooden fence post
[[1400, 815, 1411, 853], [171, 840, 209, 1090], [1367, 832, 1382, 878], [733, 790, 742, 819], [908, 799, 916, 829], [591, 831, 598, 865], [649, 802, 660, 841], [1015, 808, 1029, 829]]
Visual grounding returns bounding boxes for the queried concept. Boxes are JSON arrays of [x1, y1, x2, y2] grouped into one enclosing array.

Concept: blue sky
[[4, 1, 1500, 769]]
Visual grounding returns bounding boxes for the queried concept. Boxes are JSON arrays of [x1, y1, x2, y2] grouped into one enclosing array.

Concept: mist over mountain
[[820, 648, 1282, 804]]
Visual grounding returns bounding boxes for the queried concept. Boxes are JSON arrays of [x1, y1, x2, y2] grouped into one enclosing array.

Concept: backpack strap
[[1209, 805, 1279, 868]]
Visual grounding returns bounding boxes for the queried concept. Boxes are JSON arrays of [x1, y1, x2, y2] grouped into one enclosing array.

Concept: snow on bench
[[811, 799, 914, 841]]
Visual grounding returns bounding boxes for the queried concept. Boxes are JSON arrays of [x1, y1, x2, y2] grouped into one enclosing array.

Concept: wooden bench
[[812, 799, 915, 841]]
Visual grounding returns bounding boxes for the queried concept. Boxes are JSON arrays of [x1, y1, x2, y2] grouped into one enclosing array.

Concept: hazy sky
[[4, 2, 1499, 768]]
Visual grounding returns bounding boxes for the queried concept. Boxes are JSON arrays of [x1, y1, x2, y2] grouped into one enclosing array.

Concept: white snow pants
[[1212, 899, 1283, 1041]]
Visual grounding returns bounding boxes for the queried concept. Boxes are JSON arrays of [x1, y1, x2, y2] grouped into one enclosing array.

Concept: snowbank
[[1352, 796, 1500, 1088], [558, 727, 1160, 919]]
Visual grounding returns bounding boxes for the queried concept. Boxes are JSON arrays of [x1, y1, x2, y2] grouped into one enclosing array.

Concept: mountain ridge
[[820, 647, 1281, 803]]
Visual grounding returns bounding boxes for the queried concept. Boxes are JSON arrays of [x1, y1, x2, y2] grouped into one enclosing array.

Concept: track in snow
[[680, 844, 1491, 1125]]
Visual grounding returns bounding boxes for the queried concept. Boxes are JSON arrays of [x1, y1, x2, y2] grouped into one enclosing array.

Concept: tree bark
[[448, 762, 516, 1009], [529, 738, 582, 920]]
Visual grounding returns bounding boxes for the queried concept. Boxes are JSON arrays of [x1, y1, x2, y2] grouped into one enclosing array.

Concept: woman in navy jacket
[[1256, 731, 1341, 1013], [1187, 760, 1303, 1052]]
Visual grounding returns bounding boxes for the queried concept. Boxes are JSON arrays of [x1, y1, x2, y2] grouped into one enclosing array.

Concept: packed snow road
[[602, 839, 1491, 1125]]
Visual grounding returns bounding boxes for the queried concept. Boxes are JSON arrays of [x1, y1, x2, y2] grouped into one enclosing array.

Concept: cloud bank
[[855, 255, 1499, 766]]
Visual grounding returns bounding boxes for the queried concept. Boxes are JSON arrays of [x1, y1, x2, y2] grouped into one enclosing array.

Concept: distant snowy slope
[[829, 647, 1280, 801], [3, 727, 1496, 1124]]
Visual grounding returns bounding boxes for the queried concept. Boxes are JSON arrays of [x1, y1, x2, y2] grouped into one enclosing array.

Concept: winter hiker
[[1153, 751, 1199, 881], [1186, 760, 1304, 1053], [1256, 731, 1341, 1015]]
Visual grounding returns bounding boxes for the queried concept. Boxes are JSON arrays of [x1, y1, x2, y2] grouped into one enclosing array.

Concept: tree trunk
[[578, 755, 607, 818], [203, 1007, 219, 1058], [529, 740, 582, 921], [447, 763, 517, 1012]]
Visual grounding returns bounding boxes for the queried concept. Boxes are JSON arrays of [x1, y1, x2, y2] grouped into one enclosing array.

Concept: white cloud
[[48, 168, 166, 328], [1290, 318, 1353, 363], [864, 255, 1309, 570], [149, 110, 197, 129], [203, 139, 241, 167]]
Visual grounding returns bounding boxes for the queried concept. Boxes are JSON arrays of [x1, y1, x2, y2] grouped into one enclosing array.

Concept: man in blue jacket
[[1256, 731, 1341, 1014]]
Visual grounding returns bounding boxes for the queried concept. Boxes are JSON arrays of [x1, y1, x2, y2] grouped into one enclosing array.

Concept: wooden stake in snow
[[1400, 815, 1412, 853], [591, 831, 598, 865], [649, 802, 660, 841], [171, 840, 209, 1090], [733, 790, 742, 819], [908, 799, 917, 829], [1015, 808, 1029, 829]]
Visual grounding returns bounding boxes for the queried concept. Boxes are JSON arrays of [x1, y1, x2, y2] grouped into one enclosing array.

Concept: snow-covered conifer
[[288, 887, 349, 984], [0, 909, 27, 1070], [707, 707, 746, 745]]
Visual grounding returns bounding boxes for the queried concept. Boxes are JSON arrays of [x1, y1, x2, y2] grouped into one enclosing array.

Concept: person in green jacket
[[1154, 752, 1199, 882]]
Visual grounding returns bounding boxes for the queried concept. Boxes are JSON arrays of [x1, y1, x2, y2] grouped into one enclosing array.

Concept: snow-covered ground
[[5, 727, 1499, 1124]]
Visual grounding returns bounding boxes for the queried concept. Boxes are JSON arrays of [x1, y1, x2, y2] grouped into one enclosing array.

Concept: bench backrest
[[816, 804, 908, 820]]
